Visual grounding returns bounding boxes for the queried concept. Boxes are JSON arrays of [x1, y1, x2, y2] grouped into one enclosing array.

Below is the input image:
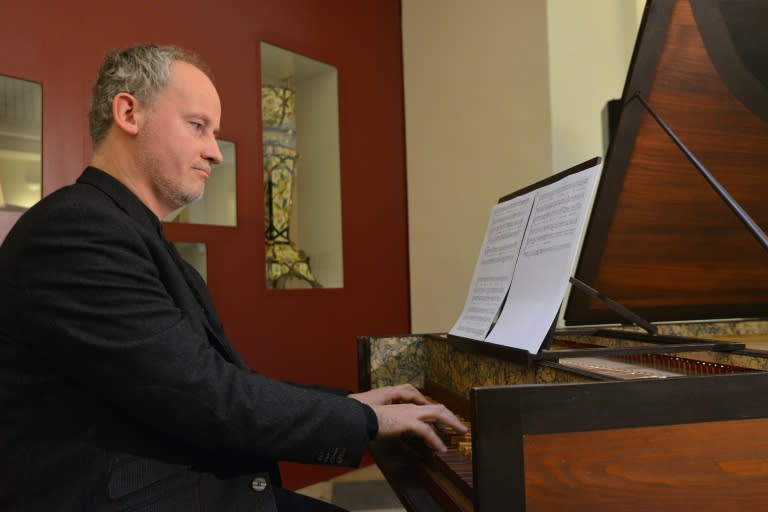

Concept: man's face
[[135, 60, 223, 217]]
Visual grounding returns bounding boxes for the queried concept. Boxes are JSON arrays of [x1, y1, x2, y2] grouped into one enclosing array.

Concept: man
[[0, 44, 465, 511]]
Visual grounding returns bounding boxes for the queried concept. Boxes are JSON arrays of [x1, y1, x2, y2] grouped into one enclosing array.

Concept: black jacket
[[0, 167, 374, 511]]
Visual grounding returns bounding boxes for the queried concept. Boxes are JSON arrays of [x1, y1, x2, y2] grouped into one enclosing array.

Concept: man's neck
[[90, 147, 165, 220]]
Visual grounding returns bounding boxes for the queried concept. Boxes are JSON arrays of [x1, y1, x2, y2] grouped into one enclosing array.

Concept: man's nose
[[205, 137, 224, 165]]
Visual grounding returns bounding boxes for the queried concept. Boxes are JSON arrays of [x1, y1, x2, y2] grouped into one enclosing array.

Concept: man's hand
[[348, 383, 429, 406], [349, 384, 468, 453]]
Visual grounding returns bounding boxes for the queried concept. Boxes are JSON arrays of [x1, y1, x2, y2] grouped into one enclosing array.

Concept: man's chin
[[168, 188, 205, 214], [183, 187, 205, 205]]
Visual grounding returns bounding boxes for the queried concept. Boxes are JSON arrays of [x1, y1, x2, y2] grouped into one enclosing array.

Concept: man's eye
[[190, 122, 203, 130]]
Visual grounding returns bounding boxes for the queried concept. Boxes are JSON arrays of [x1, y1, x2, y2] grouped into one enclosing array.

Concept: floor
[[296, 464, 405, 512]]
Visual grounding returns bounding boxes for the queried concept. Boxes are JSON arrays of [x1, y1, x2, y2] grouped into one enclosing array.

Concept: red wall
[[0, 0, 410, 488]]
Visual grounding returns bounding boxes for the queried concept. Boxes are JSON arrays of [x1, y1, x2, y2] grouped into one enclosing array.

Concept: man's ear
[[112, 92, 142, 136]]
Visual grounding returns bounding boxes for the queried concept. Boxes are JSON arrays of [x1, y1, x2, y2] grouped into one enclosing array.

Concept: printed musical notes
[[450, 195, 533, 340], [450, 159, 601, 352]]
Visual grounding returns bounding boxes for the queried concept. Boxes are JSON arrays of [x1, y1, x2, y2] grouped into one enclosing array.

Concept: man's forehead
[[167, 61, 218, 95], [166, 61, 222, 123], [170, 59, 210, 79]]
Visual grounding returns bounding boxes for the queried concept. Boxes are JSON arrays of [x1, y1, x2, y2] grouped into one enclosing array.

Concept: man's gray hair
[[88, 44, 212, 148]]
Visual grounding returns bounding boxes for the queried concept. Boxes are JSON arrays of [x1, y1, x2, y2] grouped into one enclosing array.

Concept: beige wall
[[403, 0, 553, 334], [403, 0, 644, 333], [548, 0, 641, 172]]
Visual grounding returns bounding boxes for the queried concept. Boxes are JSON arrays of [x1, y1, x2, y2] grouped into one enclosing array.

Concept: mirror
[[0, 75, 42, 211]]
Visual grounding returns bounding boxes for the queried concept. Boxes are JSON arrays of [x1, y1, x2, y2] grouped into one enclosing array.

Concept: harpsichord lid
[[564, 0, 768, 326]]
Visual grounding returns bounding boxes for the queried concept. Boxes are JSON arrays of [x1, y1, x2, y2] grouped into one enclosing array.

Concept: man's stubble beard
[[137, 135, 205, 212], [145, 158, 204, 213]]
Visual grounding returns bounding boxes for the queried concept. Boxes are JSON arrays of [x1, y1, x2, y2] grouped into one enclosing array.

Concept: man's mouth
[[193, 166, 211, 179]]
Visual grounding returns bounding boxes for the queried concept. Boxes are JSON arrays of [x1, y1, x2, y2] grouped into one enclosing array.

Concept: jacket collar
[[77, 166, 163, 235]]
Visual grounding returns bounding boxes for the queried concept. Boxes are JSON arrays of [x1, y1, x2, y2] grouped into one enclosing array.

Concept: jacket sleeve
[[13, 197, 372, 467]]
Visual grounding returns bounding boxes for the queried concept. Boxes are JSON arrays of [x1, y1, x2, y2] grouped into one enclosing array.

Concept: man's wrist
[[361, 403, 379, 441]]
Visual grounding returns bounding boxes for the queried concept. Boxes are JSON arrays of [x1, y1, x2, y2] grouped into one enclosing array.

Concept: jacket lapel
[[161, 239, 249, 369]]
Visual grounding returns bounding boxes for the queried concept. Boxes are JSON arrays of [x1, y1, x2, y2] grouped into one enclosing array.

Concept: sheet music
[[449, 194, 534, 340], [485, 164, 600, 351]]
